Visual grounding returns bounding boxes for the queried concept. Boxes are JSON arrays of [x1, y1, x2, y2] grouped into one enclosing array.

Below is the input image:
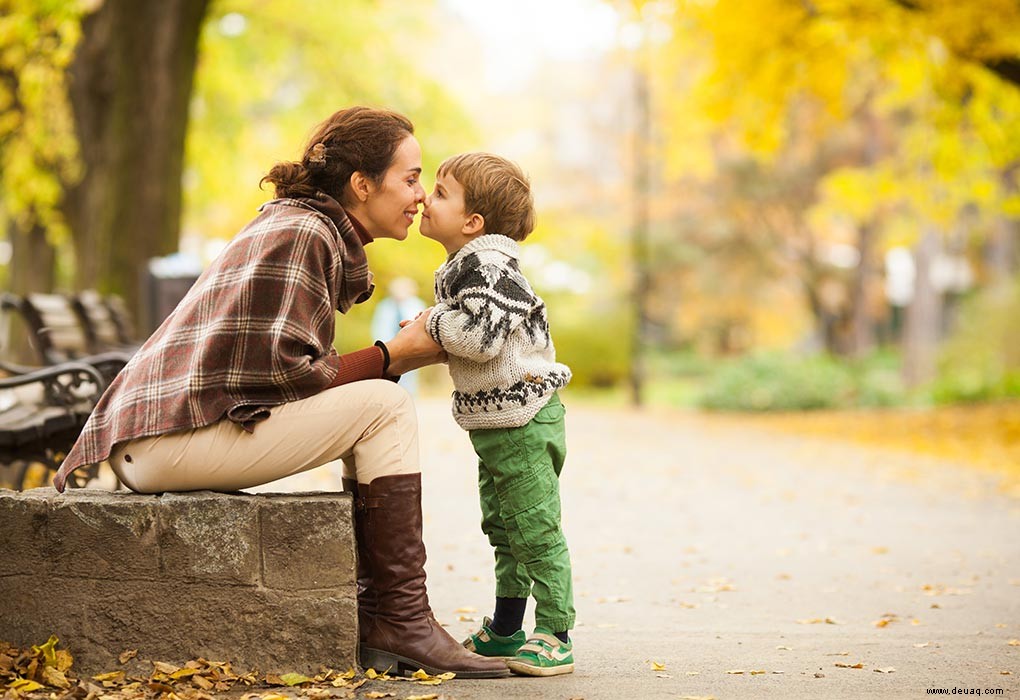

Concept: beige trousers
[[109, 379, 419, 493]]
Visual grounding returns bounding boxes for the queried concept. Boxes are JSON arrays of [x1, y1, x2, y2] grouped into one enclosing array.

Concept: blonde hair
[[437, 153, 535, 241]]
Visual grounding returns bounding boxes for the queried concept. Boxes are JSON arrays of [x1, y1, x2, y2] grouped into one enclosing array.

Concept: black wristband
[[373, 340, 391, 374]]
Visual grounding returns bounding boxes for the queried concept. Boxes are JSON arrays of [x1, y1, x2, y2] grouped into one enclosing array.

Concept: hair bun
[[307, 142, 327, 169]]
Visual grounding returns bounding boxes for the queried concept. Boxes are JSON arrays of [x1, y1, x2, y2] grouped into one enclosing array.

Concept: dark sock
[[490, 597, 527, 636], [554, 631, 570, 644]]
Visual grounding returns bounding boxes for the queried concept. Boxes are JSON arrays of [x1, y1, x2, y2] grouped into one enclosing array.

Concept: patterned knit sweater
[[427, 234, 571, 430]]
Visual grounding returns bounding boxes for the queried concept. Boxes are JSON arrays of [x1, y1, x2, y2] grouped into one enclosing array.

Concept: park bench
[[71, 289, 140, 354], [0, 292, 133, 387], [0, 361, 105, 490]]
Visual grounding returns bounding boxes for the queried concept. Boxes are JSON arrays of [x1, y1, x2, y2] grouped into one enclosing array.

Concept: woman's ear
[[463, 212, 485, 235], [349, 172, 373, 203]]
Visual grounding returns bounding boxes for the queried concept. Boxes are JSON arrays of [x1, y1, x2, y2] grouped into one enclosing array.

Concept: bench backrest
[[21, 293, 91, 364], [72, 290, 124, 352]]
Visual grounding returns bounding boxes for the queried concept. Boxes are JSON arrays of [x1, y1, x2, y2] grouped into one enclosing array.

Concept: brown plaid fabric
[[54, 195, 374, 491]]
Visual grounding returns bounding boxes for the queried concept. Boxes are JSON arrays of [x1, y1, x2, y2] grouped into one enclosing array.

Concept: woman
[[53, 106, 509, 679]]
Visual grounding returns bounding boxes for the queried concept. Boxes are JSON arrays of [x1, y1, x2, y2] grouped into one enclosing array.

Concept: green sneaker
[[462, 616, 527, 659], [505, 628, 574, 677]]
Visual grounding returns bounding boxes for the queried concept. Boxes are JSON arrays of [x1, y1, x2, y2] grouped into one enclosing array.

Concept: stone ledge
[[0, 488, 356, 674]]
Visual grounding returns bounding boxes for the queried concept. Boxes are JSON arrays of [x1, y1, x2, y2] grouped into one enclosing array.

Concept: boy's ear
[[462, 212, 485, 236], [349, 171, 373, 203]]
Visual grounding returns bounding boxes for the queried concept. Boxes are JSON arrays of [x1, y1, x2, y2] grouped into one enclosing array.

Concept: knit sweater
[[427, 234, 571, 430]]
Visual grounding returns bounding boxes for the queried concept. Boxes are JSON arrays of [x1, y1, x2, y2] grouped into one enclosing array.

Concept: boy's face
[[420, 171, 478, 255]]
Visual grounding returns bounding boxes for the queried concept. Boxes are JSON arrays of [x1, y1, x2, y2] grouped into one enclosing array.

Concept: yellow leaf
[[454, 607, 477, 613], [651, 661, 666, 671], [118, 649, 138, 664], [92, 671, 125, 683], [405, 695, 439, 700], [749, 669, 768, 675], [365, 693, 395, 699], [874, 667, 896, 673], [152, 661, 180, 674], [835, 662, 864, 669], [191, 675, 214, 690], [31, 635, 59, 667], [1008, 639, 1020, 646], [170, 668, 198, 679], [8, 679, 44, 693], [726, 669, 746, 674], [54, 649, 73, 673], [40, 665, 70, 689], [279, 672, 313, 686], [874, 619, 890, 628]]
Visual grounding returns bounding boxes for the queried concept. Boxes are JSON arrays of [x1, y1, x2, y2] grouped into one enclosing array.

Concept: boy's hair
[[437, 153, 535, 241]]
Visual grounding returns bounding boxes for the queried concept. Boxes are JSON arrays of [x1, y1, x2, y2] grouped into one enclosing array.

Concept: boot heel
[[359, 647, 404, 676]]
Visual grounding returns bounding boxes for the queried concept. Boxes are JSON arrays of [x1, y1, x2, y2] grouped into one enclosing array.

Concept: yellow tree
[[629, 0, 1020, 381]]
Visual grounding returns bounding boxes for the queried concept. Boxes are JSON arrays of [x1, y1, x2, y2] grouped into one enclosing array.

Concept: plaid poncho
[[54, 195, 374, 491]]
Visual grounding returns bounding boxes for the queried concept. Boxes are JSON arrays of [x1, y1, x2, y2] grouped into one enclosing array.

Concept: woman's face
[[358, 135, 425, 241]]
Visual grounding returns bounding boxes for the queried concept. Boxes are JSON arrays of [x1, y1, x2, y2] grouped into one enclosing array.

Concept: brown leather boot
[[357, 473, 509, 678], [342, 478, 375, 644]]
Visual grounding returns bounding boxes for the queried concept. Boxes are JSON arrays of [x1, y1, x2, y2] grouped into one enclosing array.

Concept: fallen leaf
[[457, 615, 478, 622], [152, 661, 181, 675], [1010, 639, 1020, 646], [726, 669, 746, 674], [835, 663, 864, 669], [776, 646, 793, 651], [280, 672, 314, 686], [871, 546, 889, 555], [365, 693, 395, 699], [192, 675, 214, 690], [656, 673, 673, 678], [118, 649, 138, 664], [650, 661, 666, 672], [40, 665, 70, 689], [8, 679, 44, 693], [874, 667, 896, 673], [1001, 671, 1013, 675], [92, 671, 125, 683], [797, 617, 840, 625], [749, 669, 768, 675], [405, 695, 439, 700], [454, 607, 477, 613], [914, 642, 931, 648]]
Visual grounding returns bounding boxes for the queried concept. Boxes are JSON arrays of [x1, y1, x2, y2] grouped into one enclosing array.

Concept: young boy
[[419, 152, 575, 676]]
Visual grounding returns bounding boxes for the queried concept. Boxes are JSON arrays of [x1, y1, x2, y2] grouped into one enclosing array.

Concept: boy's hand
[[398, 308, 429, 328], [385, 307, 446, 375]]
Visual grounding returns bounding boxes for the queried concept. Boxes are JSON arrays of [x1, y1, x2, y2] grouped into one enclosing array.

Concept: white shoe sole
[[506, 660, 574, 677]]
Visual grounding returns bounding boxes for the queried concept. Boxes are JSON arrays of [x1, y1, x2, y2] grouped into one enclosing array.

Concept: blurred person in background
[[372, 276, 427, 397]]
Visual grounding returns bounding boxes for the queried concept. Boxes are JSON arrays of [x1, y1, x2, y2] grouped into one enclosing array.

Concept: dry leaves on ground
[[0, 636, 454, 700]]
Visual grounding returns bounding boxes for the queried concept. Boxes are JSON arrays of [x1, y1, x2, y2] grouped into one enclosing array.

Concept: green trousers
[[469, 393, 575, 633]]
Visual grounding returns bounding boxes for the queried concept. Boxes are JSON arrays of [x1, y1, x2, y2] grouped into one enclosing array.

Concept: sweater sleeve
[[324, 345, 386, 388], [427, 260, 534, 363]]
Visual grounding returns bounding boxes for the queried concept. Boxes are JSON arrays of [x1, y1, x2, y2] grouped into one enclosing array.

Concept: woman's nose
[[415, 184, 426, 203]]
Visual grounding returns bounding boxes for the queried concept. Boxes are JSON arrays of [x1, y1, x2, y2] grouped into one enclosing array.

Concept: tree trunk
[[3, 222, 57, 363], [63, 0, 209, 333], [902, 228, 943, 388], [850, 221, 876, 357], [629, 64, 651, 407]]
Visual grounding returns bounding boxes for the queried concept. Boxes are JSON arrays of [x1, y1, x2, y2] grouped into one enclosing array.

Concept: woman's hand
[[384, 308, 446, 376]]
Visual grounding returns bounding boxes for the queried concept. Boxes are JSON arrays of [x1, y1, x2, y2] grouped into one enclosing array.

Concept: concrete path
[[253, 396, 1020, 699]]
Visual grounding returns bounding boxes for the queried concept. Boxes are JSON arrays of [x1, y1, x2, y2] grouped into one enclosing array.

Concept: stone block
[[0, 488, 357, 674], [48, 488, 159, 580], [158, 492, 260, 586], [0, 489, 50, 577], [1, 575, 357, 674], [260, 493, 355, 590]]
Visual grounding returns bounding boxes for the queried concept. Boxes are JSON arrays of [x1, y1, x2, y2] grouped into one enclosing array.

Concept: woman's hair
[[438, 152, 535, 241], [261, 106, 414, 205]]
